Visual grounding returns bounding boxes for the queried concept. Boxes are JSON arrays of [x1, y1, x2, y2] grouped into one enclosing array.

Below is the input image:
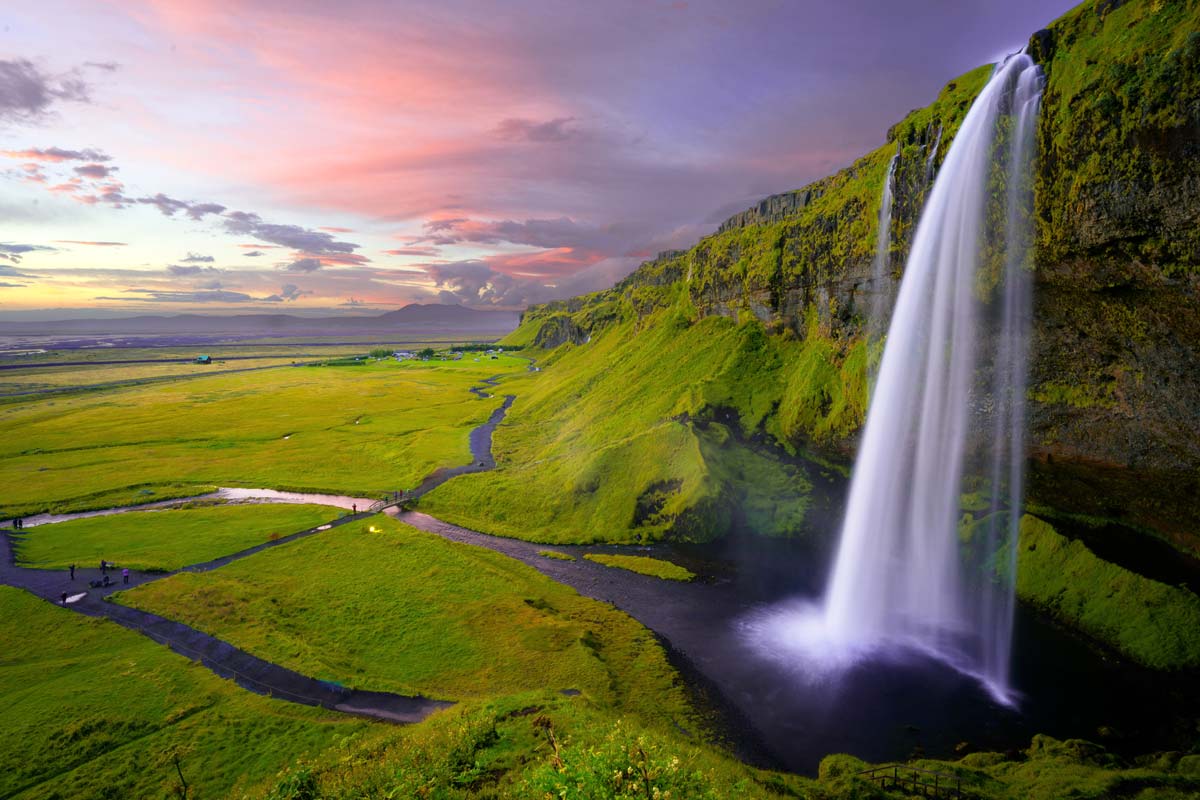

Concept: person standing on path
[[69, 564, 75, 580], [100, 559, 107, 574], [60, 592, 67, 605], [352, 504, 357, 514], [122, 567, 130, 585]]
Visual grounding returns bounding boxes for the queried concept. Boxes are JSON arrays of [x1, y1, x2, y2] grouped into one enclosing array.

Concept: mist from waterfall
[[742, 54, 1043, 705]]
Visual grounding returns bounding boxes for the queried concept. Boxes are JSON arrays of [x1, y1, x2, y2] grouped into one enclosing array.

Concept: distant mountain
[[0, 304, 520, 336]]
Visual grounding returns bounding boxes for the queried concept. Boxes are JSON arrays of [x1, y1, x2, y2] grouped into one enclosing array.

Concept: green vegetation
[[1035, 0, 1200, 268], [1016, 515, 1200, 669], [249, 691, 807, 800], [1, 358, 521, 518], [13, 502, 337, 571], [246, 690, 1200, 799], [583, 553, 695, 582], [0, 357, 306, 395], [423, 309, 826, 545], [816, 735, 1200, 800], [538, 549, 575, 561], [0, 586, 368, 800], [118, 516, 695, 722]]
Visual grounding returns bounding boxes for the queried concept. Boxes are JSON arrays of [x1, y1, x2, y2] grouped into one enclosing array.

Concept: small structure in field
[[196, 355, 212, 364]]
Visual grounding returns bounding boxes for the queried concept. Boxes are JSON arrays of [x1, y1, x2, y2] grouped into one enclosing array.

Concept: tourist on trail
[[122, 567, 130, 585], [60, 592, 67, 605], [100, 559, 107, 574], [69, 564, 75, 580], [352, 504, 357, 514]]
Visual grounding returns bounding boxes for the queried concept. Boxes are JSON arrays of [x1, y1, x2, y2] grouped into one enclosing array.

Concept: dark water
[[624, 524, 1200, 773]]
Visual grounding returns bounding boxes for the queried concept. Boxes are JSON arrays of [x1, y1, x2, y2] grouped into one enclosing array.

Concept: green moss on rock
[[1016, 515, 1200, 669]]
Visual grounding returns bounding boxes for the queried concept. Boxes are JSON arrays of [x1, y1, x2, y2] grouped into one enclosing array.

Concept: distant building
[[393, 351, 416, 361], [196, 355, 212, 364]]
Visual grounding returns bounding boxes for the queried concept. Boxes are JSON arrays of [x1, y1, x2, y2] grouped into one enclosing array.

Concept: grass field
[[583, 553, 696, 581], [0, 586, 369, 800], [13, 502, 339, 571], [0, 357, 306, 394], [116, 516, 695, 724], [0, 356, 526, 518]]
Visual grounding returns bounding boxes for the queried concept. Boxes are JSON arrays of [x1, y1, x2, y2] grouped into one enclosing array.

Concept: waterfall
[[823, 53, 1042, 703], [867, 151, 899, 364], [742, 54, 1043, 706]]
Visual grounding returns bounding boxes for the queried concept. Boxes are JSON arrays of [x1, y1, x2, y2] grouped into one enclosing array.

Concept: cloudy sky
[[1, 0, 1076, 318]]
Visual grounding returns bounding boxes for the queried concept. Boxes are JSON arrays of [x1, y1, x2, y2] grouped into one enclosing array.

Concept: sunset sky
[[1, 0, 1075, 318]]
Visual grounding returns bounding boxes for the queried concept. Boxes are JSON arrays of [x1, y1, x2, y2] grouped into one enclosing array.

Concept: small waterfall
[[743, 54, 1043, 706], [924, 124, 943, 185], [867, 151, 899, 364]]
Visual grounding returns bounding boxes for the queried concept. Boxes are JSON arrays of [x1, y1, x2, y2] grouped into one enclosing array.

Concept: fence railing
[[856, 764, 963, 798]]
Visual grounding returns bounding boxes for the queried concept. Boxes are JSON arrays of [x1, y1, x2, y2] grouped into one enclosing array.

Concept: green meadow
[[13, 502, 338, 571], [583, 552, 696, 581], [0, 586, 368, 800], [1, 356, 525, 518], [116, 516, 695, 722]]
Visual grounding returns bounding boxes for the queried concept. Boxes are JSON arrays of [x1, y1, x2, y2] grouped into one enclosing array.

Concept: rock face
[[519, 0, 1200, 553]]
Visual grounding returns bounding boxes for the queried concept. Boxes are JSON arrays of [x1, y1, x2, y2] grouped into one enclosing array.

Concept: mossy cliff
[[498, 0, 1200, 555]]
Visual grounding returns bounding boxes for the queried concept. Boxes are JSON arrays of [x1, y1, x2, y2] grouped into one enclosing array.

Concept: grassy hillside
[[422, 307, 829, 544]]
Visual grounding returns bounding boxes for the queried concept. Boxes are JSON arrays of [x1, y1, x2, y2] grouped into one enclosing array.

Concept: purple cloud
[[2, 146, 111, 162], [0, 243, 55, 263], [224, 211, 361, 256], [0, 59, 91, 123], [263, 283, 309, 302], [136, 193, 227, 219], [283, 257, 322, 273], [73, 162, 114, 179]]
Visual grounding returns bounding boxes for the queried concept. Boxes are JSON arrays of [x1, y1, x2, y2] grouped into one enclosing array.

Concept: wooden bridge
[[856, 764, 963, 798]]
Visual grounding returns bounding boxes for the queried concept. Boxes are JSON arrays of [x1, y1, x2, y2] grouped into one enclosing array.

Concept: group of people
[[10, 517, 25, 529], [95, 559, 130, 585]]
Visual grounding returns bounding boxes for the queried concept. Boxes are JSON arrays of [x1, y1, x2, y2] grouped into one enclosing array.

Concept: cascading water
[[743, 54, 1043, 705], [867, 150, 898, 364]]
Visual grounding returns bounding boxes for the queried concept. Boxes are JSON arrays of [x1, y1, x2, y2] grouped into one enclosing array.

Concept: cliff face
[[515, 0, 1200, 552]]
